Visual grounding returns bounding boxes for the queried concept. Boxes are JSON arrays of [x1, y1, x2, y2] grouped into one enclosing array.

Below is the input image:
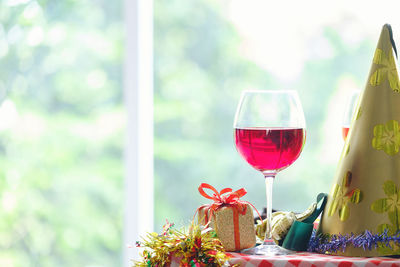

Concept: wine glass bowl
[[235, 127, 305, 173], [233, 90, 306, 255], [342, 90, 360, 140]]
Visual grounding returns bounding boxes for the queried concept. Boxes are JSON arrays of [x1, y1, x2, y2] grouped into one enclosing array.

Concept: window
[[152, 0, 399, 231], [1, 0, 399, 266]]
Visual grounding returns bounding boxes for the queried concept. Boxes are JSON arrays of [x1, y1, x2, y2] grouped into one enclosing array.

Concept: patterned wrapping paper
[[318, 24, 400, 256], [198, 204, 256, 251]]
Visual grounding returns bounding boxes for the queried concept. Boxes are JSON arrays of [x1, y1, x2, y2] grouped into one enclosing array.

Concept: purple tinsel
[[308, 229, 400, 253]]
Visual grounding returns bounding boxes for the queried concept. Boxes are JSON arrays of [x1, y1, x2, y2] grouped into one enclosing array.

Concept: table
[[226, 252, 400, 267]]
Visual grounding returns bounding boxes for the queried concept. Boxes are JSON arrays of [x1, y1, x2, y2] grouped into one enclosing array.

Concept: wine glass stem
[[263, 173, 275, 242]]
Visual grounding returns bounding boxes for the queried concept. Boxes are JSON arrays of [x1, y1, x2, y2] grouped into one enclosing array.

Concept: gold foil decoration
[[255, 202, 318, 243]]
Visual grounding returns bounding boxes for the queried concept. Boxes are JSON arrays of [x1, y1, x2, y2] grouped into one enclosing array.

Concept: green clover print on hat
[[370, 48, 400, 92], [327, 171, 363, 221], [371, 180, 400, 254], [372, 120, 400, 156]]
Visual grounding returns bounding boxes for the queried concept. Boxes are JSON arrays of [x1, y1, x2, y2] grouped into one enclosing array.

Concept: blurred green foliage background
[[0, 0, 123, 266], [0, 0, 380, 266], [154, 0, 374, 231]]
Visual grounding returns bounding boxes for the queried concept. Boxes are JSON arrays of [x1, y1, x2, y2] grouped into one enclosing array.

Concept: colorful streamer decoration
[[134, 220, 238, 267]]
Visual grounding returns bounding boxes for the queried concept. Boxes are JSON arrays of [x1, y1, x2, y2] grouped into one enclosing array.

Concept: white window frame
[[123, 0, 154, 265]]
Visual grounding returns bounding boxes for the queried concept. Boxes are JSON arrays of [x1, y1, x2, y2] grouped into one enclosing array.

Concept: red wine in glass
[[233, 90, 306, 256], [235, 127, 305, 172], [342, 127, 350, 140], [342, 90, 360, 141]]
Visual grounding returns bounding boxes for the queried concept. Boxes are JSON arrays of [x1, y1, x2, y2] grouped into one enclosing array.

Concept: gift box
[[196, 183, 258, 251]]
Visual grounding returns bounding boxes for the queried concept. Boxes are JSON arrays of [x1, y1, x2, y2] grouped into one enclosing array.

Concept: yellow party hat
[[318, 24, 400, 257]]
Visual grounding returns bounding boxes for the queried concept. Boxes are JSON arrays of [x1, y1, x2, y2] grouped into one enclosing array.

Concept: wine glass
[[342, 90, 360, 140], [233, 90, 306, 255]]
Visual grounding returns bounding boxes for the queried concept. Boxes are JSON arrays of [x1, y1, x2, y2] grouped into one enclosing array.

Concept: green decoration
[[356, 107, 362, 120], [282, 193, 327, 252], [372, 120, 400, 156], [338, 142, 350, 164], [327, 171, 363, 221], [371, 180, 400, 254], [345, 144, 350, 156], [370, 48, 400, 92]]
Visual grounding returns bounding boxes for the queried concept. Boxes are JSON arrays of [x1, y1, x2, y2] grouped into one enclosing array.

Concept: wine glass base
[[241, 242, 295, 256]]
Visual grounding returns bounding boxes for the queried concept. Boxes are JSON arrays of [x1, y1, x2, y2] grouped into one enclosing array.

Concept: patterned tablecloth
[[226, 252, 400, 267]]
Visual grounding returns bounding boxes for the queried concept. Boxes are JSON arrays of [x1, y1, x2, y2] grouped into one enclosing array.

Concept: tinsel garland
[[308, 229, 400, 254], [134, 220, 238, 267]]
